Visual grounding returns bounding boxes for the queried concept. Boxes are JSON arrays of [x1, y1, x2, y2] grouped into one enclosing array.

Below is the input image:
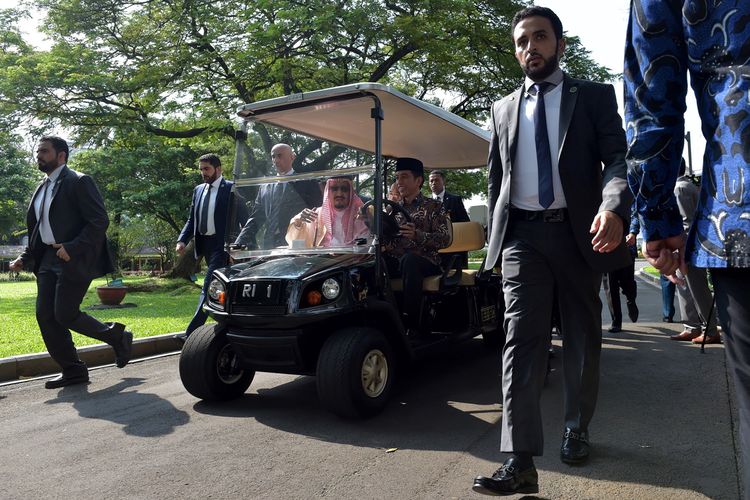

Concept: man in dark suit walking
[[235, 143, 322, 250], [10, 136, 133, 389], [176, 153, 245, 339], [472, 7, 632, 496]]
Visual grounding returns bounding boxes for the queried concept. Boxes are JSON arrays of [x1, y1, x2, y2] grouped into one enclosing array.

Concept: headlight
[[208, 278, 226, 305], [321, 278, 340, 300]]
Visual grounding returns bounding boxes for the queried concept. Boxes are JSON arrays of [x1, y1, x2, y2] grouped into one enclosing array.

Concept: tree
[[0, 126, 36, 243], [0, 0, 613, 200]]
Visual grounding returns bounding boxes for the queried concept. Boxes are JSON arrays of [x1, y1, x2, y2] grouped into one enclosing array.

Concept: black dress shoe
[[608, 324, 622, 333], [45, 373, 89, 389], [560, 428, 590, 464], [111, 326, 133, 368], [627, 301, 639, 322], [472, 457, 538, 496], [662, 317, 674, 323]]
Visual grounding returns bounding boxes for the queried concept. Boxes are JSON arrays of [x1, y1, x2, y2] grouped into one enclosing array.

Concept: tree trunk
[[163, 240, 199, 279]]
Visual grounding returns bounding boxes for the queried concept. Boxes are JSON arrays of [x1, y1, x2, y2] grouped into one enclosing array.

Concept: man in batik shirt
[[624, 1, 750, 494], [384, 157, 450, 333]]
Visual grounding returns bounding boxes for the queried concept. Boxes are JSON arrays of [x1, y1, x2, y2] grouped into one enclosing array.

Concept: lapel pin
[[570, 87, 578, 93]]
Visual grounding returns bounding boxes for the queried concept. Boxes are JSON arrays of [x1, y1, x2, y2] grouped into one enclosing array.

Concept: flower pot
[[96, 286, 128, 305]]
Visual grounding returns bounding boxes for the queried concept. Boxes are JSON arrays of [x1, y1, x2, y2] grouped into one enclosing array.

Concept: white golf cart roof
[[237, 83, 490, 170]]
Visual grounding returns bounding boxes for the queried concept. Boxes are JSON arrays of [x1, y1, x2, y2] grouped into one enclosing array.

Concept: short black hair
[[511, 6, 563, 42], [39, 136, 69, 162], [429, 170, 446, 180], [199, 153, 221, 168]]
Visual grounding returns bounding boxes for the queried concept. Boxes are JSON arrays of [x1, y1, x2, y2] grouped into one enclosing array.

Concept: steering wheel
[[361, 199, 412, 238]]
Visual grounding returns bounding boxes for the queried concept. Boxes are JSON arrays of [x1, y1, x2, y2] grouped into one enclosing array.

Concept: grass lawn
[[0, 275, 208, 358]]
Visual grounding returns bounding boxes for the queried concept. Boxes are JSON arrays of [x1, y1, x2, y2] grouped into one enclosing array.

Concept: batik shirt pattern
[[385, 193, 450, 266], [624, 0, 750, 268]]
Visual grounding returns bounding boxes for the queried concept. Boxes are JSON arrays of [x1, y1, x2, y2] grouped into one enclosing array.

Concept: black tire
[[316, 327, 396, 418], [179, 324, 254, 401]]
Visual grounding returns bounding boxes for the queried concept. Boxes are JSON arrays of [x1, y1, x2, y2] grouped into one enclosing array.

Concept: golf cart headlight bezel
[[208, 278, 226, 304], [321, 278, 341, 300]]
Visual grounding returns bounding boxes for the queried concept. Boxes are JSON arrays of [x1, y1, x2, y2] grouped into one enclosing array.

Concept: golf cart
[[179, 83, 504, 418]]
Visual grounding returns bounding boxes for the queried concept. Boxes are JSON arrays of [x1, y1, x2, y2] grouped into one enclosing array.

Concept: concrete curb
[[636, 268, 660, 286], [0, 333, 182, 382]]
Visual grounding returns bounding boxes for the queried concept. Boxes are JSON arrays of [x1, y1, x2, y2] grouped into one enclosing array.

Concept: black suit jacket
[[236, 179, 322, 249], [486, 75, 632, 273], [178, 178, 245, 259], [441, 192, 470, 223], [20, 165, 114, 281]]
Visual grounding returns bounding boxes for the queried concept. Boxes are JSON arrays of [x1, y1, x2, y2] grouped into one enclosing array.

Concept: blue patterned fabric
[[624, 0, 750, 268]]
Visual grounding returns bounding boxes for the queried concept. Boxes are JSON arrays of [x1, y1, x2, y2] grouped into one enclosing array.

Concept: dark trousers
[[660, 274, 676, 320], [606, 256, 637, 326], [36, 247, 118, 377], [711, 268, 750, 498], [500, 219, 602, 455], [186, 237, 228, 335], [386, 252, 441, 327]]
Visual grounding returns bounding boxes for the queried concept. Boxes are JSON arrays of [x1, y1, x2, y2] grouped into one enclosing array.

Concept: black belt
[[509, 206, 568, 223]]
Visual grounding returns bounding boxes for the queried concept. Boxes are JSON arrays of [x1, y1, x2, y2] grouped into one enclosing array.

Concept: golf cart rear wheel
[[179, 324, 254, 401], [317, 327, 395, 418]]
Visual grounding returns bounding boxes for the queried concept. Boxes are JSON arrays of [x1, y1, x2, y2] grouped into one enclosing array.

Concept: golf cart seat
[[390, 221, 486, 292]]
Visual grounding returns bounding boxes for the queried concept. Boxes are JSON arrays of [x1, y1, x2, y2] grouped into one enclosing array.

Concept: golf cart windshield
[[225, 82, 490, 260]]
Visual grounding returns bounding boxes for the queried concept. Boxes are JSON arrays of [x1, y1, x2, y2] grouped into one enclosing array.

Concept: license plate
[[234, 281, 281, 305]]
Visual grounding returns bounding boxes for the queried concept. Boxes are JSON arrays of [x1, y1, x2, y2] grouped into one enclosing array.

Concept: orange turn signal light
[[306, 290, 322, 306], [218, 291, 226, 305]]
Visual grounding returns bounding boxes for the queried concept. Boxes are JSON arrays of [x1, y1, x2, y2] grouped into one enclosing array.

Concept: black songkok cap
[[395, 157, 424, 177]]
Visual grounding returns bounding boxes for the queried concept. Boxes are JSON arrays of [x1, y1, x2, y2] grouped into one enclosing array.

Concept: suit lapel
[[558, 76, 579, 162], [50, 165, 68, 201], [505, 88, 523, 171]]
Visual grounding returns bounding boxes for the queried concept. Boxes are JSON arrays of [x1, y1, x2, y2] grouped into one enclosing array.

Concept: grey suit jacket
[[20, 165, 114, 281], [486, 75, 632, 273]]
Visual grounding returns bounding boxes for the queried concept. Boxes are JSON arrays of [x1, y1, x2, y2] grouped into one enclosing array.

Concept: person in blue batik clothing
[[624, 1, 750, 496]]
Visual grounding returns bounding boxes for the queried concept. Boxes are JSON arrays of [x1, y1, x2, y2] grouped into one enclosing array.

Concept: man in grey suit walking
[[472, 7, 632, 495], [10, 136, 133, 389]]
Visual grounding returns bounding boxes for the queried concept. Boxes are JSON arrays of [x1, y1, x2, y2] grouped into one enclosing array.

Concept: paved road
[[0, 275, 740, 499]]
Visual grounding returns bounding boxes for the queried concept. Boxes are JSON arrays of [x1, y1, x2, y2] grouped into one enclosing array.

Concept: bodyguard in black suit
[[429, 170, 470, 269], [472, 7, 632, 496], [428, 170, 470, 223], [177, 154, 246, 337], [10, 136, 133, 389], [235, 143, 322, 249]]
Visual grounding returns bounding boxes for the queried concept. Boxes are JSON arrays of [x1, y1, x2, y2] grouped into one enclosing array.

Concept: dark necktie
[[39, 178, 50, 225], [199, 184, 211, 235], [533, 82, 554, 209]]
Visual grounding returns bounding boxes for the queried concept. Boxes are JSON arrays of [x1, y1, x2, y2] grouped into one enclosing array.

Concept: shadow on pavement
[[45, 377, 190, 437], [194, 325, 737, 498]]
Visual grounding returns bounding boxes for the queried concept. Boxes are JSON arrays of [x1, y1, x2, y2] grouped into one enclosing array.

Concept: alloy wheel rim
[[216, 344, 244, 384], [361, 349, 388, 398]]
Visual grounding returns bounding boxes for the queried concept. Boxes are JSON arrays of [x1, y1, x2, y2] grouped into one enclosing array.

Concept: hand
[[625, 232, 637, 247], [9, 257, 23, 272], [642, 233, 687, 285], [299, 208, 318, 224], [399, 222, 417, 240], [176, 241, 186, 256], [52, 243, 70, 262], [590, 211, 624, 253]]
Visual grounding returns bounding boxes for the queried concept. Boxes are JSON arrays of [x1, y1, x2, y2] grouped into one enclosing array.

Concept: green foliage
[[0, 275, 205, 358], [0, 127, 36, 243]]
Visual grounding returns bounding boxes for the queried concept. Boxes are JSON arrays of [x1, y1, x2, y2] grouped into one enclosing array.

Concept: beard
[[37, 160, 57, 174], [522, 50, 560, 81]]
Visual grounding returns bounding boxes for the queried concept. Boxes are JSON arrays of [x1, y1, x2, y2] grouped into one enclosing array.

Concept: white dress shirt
[[198, 176, 223, 236], [510, 68, 568, 210], [433, 190, 445, 202], [34, 165, 64, 244]]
